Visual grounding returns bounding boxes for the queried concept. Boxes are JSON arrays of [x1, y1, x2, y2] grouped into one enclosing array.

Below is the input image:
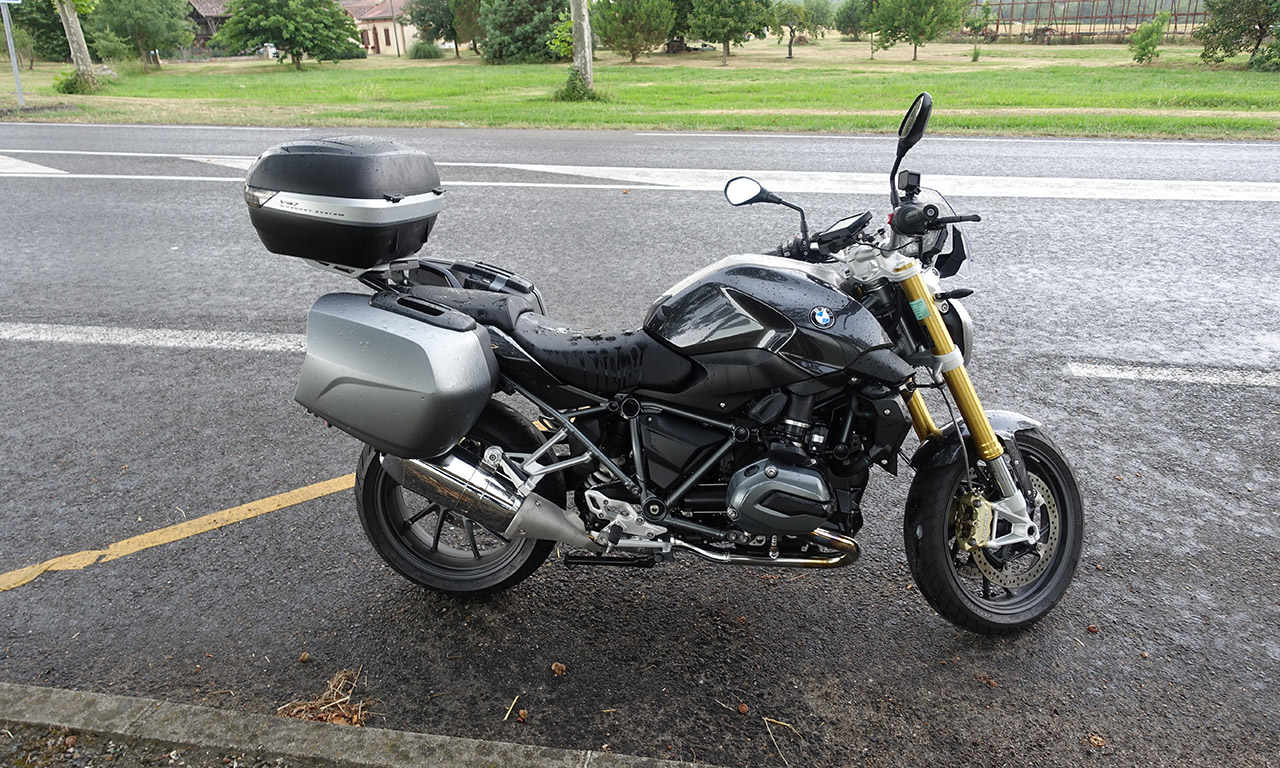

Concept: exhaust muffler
[[381, 450, 599, 550]]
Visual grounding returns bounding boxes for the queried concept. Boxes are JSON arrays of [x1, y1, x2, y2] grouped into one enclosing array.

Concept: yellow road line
[[0, 474, 355, 593]]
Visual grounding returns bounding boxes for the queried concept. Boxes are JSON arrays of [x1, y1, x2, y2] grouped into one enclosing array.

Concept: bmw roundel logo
[[810, 306, 835, 328]]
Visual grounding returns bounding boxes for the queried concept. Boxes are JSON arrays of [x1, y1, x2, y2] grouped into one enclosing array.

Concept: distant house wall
[[341, 0, 416, 55]]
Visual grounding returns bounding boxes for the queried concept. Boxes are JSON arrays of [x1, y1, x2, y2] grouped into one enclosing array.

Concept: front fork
[[893, 260, 1039, 550]]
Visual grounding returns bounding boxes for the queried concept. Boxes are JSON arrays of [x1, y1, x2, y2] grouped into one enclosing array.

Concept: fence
[[975, 0, 1208, 41]]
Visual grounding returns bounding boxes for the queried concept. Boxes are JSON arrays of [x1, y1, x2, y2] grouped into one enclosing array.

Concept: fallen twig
[[763, 718, 788, 767], [764, 717, 802, 739], [503, 695, 520, 722]]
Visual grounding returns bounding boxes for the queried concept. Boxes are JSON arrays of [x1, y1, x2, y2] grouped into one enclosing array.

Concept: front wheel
[[904, 428, 1083, 635]]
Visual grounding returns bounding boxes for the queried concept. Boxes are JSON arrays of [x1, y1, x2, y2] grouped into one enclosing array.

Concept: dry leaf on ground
[[277, 668, 375, 727]]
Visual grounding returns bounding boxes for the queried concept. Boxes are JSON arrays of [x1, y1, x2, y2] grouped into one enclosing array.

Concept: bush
[[553, 66, 602, 100], [91, 29, 134, 63], [1128, 11, 1170, 64], [546, 9, 573, 59], [1250, 41, 1280, 71], [479, 0, 566, 63], [52, 67, 98, 94], [409, 40, 445, 58]]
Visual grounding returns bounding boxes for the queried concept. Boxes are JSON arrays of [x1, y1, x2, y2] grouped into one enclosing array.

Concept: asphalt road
[[1, 123, 1277, 768]]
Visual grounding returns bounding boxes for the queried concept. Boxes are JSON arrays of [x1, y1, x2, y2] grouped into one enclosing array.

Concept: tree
[[478, 0, 566, 63], [10, 0, 68, 62], [1128, 10, 1169, 65], [52, 0, 98, 86], [669, 0, 693, 39], [688, 0, 766, 65], [593, 0, 675, 62], [450, 0, 483, 53], [1194, 0, 1280, 63], [10, 26, 37, 69], [774, 1, 814, 57], [868, 0, 965, 60], [213, 0, 360, 70], [835, 0, 868, 39], [569, 0, 593, 90], [90, 0, 195, 70], [803, 0, 832, 29], [963, 0, 993, 61], [402, 0, 461, 57]]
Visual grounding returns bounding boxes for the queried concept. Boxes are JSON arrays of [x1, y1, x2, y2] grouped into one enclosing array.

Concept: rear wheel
[[904, 428, 1083, 635], [355, 401, 560, 597]]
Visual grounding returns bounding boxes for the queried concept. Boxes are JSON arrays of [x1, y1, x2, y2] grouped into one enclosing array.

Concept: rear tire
[[355, 401, 560, 597], [904, 428, 1083, 635]]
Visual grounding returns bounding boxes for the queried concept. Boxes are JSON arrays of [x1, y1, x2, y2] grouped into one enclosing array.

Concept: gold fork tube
[[906, 390, 941, 441], [897, 270, 1003, 461]]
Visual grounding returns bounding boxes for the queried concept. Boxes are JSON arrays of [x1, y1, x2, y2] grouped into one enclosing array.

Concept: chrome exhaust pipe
[[671, 529, 861, 568], [382, 451, 599, 550]]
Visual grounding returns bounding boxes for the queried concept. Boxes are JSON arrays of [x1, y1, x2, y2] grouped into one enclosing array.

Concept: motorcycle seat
[[511, 313, 694, 394], [406, 285, 539, 333]]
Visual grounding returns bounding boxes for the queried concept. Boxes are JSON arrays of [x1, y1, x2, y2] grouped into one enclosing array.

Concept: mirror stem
[[778, 200, 809, 243], [888, 155, 903, 208]]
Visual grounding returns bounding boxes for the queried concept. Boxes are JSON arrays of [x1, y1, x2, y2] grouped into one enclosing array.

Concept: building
[[188, 0, 229, 48], [340, 0, 417, 56]]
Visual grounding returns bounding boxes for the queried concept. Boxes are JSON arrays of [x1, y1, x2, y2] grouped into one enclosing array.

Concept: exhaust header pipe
[[382, 450, 599, 551]]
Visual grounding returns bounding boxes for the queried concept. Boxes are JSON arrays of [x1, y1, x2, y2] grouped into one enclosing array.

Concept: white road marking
[[440, 163, 1280, 201], [3, 151, 1277, 201], [0, 149, 257, 159], [635, 133, 1280, 150], [1067, 362, 1280, 388], [0, 122, 311, 131], [0, 173, 246, 182], [0, 322, 304, 353], [3, 320, 1277, 391], [0, 155, 67, 174]]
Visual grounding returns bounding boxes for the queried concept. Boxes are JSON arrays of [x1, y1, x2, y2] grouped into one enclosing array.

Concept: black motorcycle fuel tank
[[643, 255, 905, 396]]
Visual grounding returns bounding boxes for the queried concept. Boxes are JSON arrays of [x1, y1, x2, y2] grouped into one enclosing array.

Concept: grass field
[[2, 38, 1278, 138]]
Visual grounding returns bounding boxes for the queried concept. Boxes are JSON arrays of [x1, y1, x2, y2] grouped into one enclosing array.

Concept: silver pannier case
[[295, 292, 499, 459]]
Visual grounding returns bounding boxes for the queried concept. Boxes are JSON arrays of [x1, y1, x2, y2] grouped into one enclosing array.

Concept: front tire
[[904, 428, 1083, 635], [355, 401, 561, 597]]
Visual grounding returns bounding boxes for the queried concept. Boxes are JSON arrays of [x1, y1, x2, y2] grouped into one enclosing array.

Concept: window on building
[[384, 28, 391, 46], [360, 29, 369, 47]]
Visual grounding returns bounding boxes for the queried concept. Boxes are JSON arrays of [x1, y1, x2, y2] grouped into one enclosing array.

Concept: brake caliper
[[953, 492, 994, 552]]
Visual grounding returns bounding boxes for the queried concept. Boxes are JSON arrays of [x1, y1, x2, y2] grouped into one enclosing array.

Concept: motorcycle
[[243, 92, 1083, 635]]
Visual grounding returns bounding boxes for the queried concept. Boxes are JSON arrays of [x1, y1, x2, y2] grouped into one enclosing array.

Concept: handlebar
[[892, 200, 981, 236], [768, 211, 875, 263]]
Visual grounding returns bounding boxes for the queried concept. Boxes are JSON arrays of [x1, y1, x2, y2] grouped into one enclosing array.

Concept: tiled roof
[[340, 0, 396, 20], [188, 0, 228, 18]]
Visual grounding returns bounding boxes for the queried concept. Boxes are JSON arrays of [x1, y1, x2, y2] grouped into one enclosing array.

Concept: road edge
[[0, 681, 701, 768]]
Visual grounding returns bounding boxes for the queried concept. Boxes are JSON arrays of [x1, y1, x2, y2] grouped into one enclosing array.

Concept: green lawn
[[3, 39, 1278, 139]]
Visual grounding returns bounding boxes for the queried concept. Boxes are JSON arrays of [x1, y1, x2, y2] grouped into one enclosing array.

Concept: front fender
[[909, 410, 1042, 470]]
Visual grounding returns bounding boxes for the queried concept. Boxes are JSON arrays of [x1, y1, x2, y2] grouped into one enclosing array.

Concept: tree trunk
[[453, 42, 461, 58], [291, 52, 302, 70], [135, 36, 149, 72], [51, 0, 95, 84], [570, 0, 593, 91], [721, 38, 729, 66], [912, 42, 918, 60], [787, 29, 794, 58]]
